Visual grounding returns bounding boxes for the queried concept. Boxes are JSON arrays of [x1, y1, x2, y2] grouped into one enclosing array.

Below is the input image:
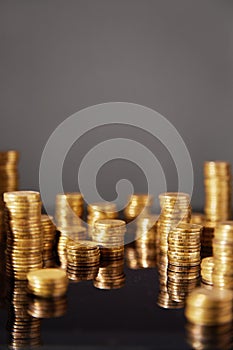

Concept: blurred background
[[1, 0, 233, 211]]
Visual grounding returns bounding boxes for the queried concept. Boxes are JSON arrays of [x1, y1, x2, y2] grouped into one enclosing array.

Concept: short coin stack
[[66, 239, 100, 281], [93, 219, 126, 260], [4, 191, 43, 280], [56, 193, 84, 228], [93, 259, 125, 290], [41, 214, 57, 267], [201, 257, 214, 287], [204, 161, 232, 222], [87, 202, 118, 229], [190, 212, 204, 225], [212, 221, 233, 289], [28, 295, 67, 319], [167, 223, 202, 303], [27, 268, 69, 298], [124, 194, 153, 222]]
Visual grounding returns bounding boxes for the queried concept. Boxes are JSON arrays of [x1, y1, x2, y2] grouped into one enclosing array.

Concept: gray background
[[1, 0, 233, 211]]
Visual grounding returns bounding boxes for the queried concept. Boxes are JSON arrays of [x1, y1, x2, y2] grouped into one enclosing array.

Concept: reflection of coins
[[28, 296, 67, 318]]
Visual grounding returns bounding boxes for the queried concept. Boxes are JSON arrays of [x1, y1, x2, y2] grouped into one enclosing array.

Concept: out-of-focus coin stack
[[28, 295, 67, 319], [125, 243, 139, 269], [212, 221, 233, 289], [58, 226, 87, 269], [167, 223, 202, 303], [4, 191, 43, 280], [204, 161, 232, 222], [191, 212, 205, 225], [157, 192, 191, 309], [185, 288, 233, 349], [27, 268, 69, 298], [0, 150, 19, 244], [201, 221, 215, 259], [56, 192, 84, 227], [201, 257, 214, 288], [41, 214, 57, 267], [6, 278, 41, 349], [93, 258, 125, 290], [124, 194, 154, 222], [92, 219, 126, 260], [87, 202, 118, 235], [66, 239, 100, 281]]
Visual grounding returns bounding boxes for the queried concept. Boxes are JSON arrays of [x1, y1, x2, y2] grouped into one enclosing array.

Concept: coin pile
[[27, 268, 69, 298], [93, 259, 125, 290], [0, 150, 19, 243], [93, 219, 126, 260], [185, 287, 233, 326], [201, 257, 214, 286], [191, 212, 204, 225], [204, 161, 232, 222], [87, 202, 118, 229], [4, 191, 43, 280], [66, 240, 100, 281], [58, 226, 87, 269], [201, 221, 215, 259], [124, 194, 154, 222], [212, 221, 233, 289], [167, 223, 202, 303], [56, 193, 84, 228], [41, 214, 57, 267], [28, 295, 67, 319], [6, 278, 41, 349]]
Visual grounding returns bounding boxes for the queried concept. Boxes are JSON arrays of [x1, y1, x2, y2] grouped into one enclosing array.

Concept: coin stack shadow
[[185, 287, 233, 350], [167, 223, 202, 304], [157, 192, 191, 309], [41, 214, 57, 267], [66, 239, 100, 282], [4, 191, 43, 280], [124, 194, 153, 222], [201, 257, 214, 289]]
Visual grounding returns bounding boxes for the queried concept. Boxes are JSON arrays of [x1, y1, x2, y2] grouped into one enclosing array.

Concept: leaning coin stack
[[92, 219, 126, 260], [124, 194, 154, 222], [201, 257, 214, 287], [0, 150, 19, 243], [212, 221, 233, 289], [58, 226, 87, 269], [41, 214, 57, 267], [93, 258, 125, 290], [28, 295, 67, 319], [56, 193, 84, 228], [4, 191, 43, 280], [185, 287, 233, 326], [66, 239, 100, 281], [167, 223, 202, 303], [6, 278, 41, 349], [204, 161, 232, 223], [87, 202, 118, 230], [27, 268, 69, 298]]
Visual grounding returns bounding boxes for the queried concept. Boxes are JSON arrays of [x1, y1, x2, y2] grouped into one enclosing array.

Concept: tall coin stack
[[201, 257, 214, 287], [93, 219, 126, 260], [41, 214, 57, 267], [93, 259, 125, 290], [4, 191, 43, 280], [124, 194, 153, 222], [56, 192, 84, 228], [157, 192, 191, 309], [212, 221, 233, 289], [58, 226, 87, 269], [66, 239, 100, 281], [0, 150, 19, 243], [167, 223, 202, 303], [204, 161, 232, 222]]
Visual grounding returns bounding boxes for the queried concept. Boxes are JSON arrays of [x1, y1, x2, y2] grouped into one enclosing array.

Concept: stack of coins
[[125, 243, 139, 269], [87, 202, 118, 228], [41, 214, 57, 267], [6, 279, 41, 349], [191, 212, 205, 225], [56, 193, 84, 228], [93, 259, 125, 290], [124, 194, 153, 222], [66, 240, 100, 281], [185, 287, 233, 326], [167, 223, 202, 303], [201, 221, 215, 258], [212, 221, 233, 289], [27, 268, 69, 298], [58, 226, 87, 269], [28, 295, 67, 319], [204, 161, 232, 222], [0, 150, 19, 243], [93, 219, 126, 260], [4, 191, 43, 280], [201, 257, 214, 287]]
